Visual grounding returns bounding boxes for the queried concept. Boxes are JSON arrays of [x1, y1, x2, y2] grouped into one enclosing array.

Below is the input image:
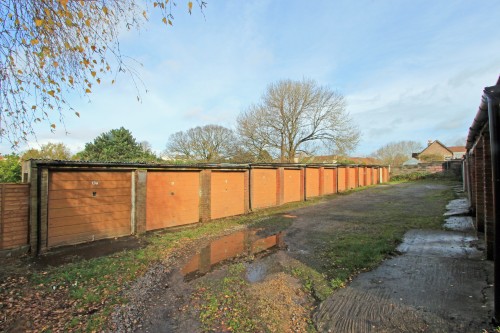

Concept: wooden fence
[[0, 184, 30, 252]]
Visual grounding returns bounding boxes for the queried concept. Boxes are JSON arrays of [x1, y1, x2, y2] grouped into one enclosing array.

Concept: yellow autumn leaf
[[31, 105, 36, 110], [75, 111, 80, 117], [85, 19, 91, 27], [30, 38, 39, 45], [17, 69, 22, 74], [59, 0, 69, 8], [102, 6, 108, 15], [69, 76, 74, 85], [53, 61, 59, 68], [48, 90, 55, 97], [153, 2, 158, 8], [77, 11, 83, 19], [91, 71, 96, 77], [35, 19, 43, 27], [51, 123, 56, 129], [162, 17, 167, 24], [84, 36, 89, 43], [85, 88, 91, 93], [143, 10, 147, 19], [188, 1, 193, 13]]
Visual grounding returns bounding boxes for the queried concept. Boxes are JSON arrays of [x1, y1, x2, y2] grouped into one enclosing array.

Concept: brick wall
[[474, 140, 485, 232], [483, 132, 494, 259]]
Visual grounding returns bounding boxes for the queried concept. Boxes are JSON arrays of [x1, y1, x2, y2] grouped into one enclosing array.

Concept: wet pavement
[[315, 194, 493, 332]]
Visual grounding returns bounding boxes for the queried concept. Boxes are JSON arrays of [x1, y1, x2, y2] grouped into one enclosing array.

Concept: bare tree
[[371, 140, 423, 166], [165, 125, 238, 162], [0, 0, 205, 147], [237, 79, 360, 162]]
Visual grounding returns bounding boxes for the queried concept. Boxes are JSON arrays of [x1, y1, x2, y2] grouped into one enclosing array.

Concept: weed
[[196, 263, 257, 332]]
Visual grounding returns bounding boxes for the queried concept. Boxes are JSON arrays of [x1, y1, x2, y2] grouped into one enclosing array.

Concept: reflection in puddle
[[181, 229, 285, 281]]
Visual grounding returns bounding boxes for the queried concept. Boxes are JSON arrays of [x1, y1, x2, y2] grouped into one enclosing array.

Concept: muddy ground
[[108, 180, 494, 333]]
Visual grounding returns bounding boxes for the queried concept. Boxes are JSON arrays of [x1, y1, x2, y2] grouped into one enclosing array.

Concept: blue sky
[[6, 0, 500, 157]]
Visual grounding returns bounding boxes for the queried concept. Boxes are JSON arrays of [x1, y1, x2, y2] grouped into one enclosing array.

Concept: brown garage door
[[283, 169, 301, 203], [146, 171, 200, 231], [306, 168, 319, 198], [337, 167, 347, 192], [366, 168, 372, 186], [358, 167, 366, 187], [251, 169, 277, 210], [347, 167, 356, 190], [211, 171, 245, 220], [48, 171, 131, 248], [323, 168, 334, 194]]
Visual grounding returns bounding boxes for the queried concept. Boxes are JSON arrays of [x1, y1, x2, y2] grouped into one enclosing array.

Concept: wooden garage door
[[306, 168, 319, 198], [358, 167, 366, 187], [251, 169, 277, 209], [283, 169, 301, 203], [146, 171, 200, 231], [323, 169, 334, 194], [211, 171, 245, 220], [366, 168, 372, 186], [337, 168, 347, 192], [373, 168, 380, 184], [347, 167, 356, 190], [48, 171, 131, 248]]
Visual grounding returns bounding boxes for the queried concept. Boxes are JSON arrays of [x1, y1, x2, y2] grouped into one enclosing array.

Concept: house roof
[[348, 157, 381, 165], [447, 146, 466, 153], [419, 140, 453, 155]]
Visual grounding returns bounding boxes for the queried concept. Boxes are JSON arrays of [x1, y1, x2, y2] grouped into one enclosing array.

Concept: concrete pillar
[[277, 167, 285, 206], [199, 169, 212, 222], [134, 170, 147, 234]]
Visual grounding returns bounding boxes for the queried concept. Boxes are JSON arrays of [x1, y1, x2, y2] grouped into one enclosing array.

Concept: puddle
[[181, 229, 286, 281], [444, 198, 470, 216], [444, 216, 474, 231]]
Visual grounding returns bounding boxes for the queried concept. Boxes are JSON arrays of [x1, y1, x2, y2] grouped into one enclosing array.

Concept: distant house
[[447, 146, 467, 159], [412, 140, 465, 161]]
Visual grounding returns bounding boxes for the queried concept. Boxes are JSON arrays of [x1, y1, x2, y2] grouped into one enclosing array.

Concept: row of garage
[[26, 162, 389, 253]]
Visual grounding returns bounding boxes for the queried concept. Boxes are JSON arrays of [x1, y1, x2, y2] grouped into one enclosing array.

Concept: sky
[[4, 0, 500, 157]]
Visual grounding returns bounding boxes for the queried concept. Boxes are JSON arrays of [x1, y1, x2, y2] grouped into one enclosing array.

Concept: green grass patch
[[195, 263, 257, 332], [287, 261, 333, 301]]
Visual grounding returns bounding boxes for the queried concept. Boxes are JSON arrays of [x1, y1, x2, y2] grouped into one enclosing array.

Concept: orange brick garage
[[146, 171, 201, 231], [47, 171, 132, 248]]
